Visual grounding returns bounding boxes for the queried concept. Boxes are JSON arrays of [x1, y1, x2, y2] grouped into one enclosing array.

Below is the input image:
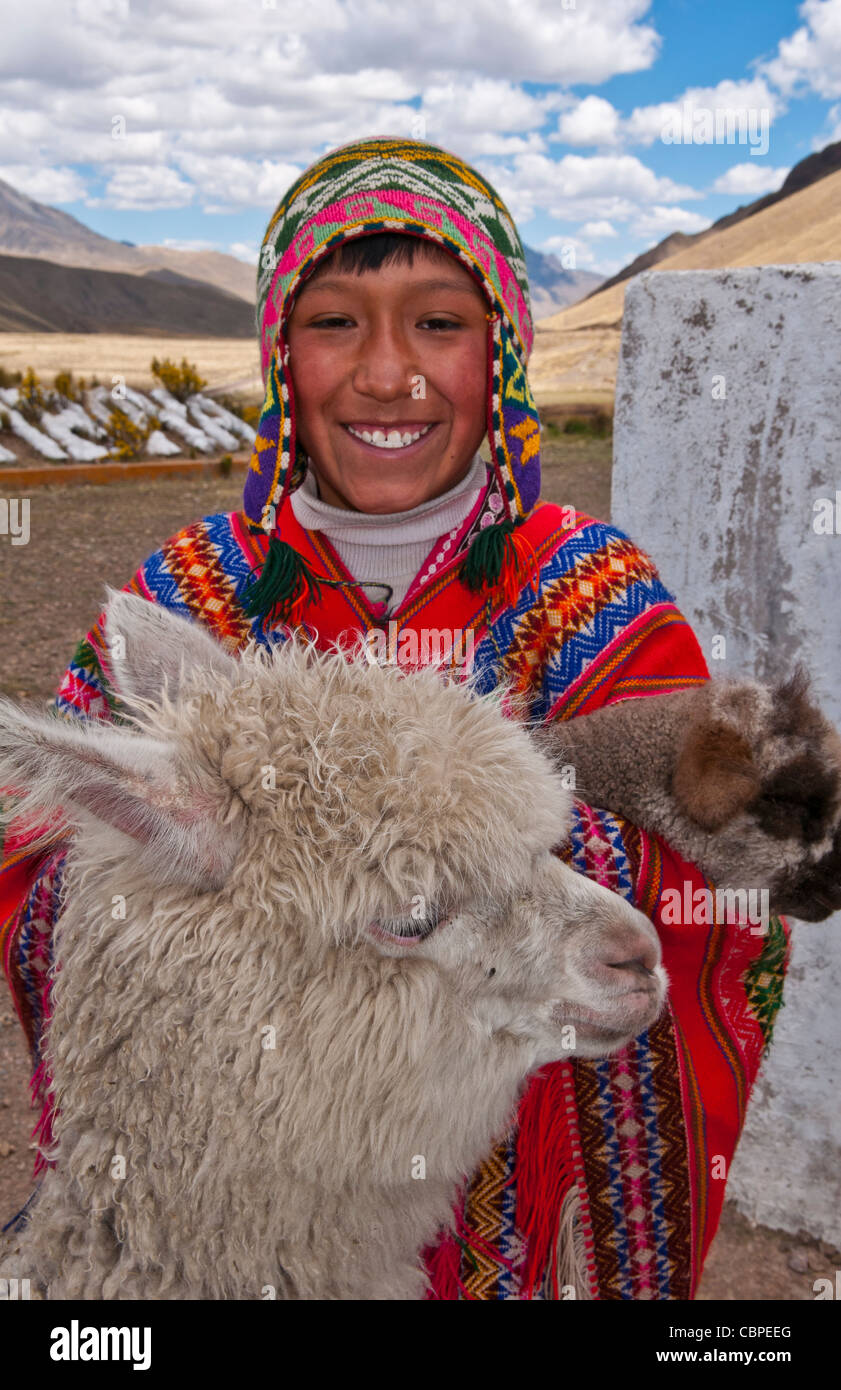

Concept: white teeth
[[347, 423, 433, 449]]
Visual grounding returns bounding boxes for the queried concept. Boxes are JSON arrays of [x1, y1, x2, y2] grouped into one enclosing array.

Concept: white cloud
[[100, 165, 195, 210], [818, 99, 841, 142], [492, 151, 699, 226], [762, 0, 841, 99], [539, 233, 595, 266], [229, 242, 260, 264], [156, 235, 259, 264], [711, 163, 790, 195], [631, 205, 713, 238], [624, 77, 784, 150], [7, 0, 814, 262], [580, 220, 618, 237], [450, 131, 550, 158], [0, 0, 664, 217], [540, 235, 626, 275], [556, 96, 620, 147], [287, 0, 662, 86], [0, 163, 87, 203], [420, 78, 551, 135], [159, 238, 219, 252], [588, 256, 627, 277], [173, 154, 303, 213]]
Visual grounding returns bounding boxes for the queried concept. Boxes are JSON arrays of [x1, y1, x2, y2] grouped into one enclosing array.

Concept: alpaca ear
[[672, 721, 761, 831], [102, 587, 240, 709], [0, 698, 242, 890]]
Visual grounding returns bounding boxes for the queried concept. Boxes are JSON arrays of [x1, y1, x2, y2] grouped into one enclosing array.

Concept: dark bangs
[[306, 231, 453, 280]]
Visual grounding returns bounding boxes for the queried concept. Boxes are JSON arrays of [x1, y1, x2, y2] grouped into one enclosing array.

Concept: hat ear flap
[[485, 311, 542, 522], [243, 326, 308, 533], [459, 310, 542, 603]]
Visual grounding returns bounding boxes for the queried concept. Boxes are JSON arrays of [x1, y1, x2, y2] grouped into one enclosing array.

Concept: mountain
[[0, 178, 255, 303], [0, 253, 255, 335], [524, 246, 604, 317], [530, 162, 841, 402], [584, 138, 841, 303]]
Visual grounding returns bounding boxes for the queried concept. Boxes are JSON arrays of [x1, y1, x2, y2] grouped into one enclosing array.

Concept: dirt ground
[[1, 437, 837, 1297]]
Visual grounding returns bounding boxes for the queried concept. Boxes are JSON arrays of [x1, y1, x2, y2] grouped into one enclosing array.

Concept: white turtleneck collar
[[289, 451, 488, 614]]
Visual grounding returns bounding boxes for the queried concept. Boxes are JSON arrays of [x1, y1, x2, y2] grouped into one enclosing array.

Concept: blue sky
[[1, 0, 840, 279]]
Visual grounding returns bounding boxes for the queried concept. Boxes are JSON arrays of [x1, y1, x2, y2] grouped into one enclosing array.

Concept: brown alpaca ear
[[673, 722, 761, 831]]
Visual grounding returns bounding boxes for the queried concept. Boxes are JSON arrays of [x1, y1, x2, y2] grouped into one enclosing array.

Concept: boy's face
[[285, 244, 489, 513]]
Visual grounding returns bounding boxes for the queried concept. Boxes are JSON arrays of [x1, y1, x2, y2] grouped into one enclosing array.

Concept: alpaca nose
[[607, 955, 657, 981], [595, 916, 661, 982]]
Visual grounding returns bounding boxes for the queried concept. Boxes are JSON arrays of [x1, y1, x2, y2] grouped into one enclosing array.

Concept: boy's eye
[[309, 316, 461, 331]]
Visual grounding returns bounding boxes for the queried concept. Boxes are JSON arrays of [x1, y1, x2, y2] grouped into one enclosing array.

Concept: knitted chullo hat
[[243, 135, 542, 625]]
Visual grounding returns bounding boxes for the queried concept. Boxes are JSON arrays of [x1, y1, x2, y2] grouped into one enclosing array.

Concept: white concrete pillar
[[612, 264, 841, 1246]]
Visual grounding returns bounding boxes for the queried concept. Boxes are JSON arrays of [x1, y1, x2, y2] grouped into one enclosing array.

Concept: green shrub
[[216, 393, 260, 426], [239, 402, 261, 427], [106, 407, 152, 461], [561, 412, 614, 439], [151, 356, 208, 402], [0, 366, 22, 389], [216, 394, 245, 420], [17, 367, 48, 425], [53, 369, 82, 402]]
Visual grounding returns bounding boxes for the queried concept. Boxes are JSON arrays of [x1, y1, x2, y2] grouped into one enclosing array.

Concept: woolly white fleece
[[0, 589, 664, 1300]]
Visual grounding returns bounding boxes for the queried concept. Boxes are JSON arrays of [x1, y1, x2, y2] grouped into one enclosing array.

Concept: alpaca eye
[[369, 903, 451, 945]]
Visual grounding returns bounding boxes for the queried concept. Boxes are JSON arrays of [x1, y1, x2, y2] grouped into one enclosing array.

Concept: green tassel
[[243, 535, 323, 625], [458, 517, 519, 594]]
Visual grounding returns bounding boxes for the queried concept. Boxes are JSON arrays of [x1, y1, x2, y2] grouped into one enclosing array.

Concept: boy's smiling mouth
[[342, 422, 439, 452]]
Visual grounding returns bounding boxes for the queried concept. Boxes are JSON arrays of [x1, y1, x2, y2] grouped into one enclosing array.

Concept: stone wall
[[612, 263, 841, 1246]]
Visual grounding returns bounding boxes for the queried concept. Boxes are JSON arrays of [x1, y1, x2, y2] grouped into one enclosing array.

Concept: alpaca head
[[671, 670, 841, 921], [0, 588, 665, 1061]]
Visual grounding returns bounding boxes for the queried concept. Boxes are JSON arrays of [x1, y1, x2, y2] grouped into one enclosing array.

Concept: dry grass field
[[0, 333, 262, 396]]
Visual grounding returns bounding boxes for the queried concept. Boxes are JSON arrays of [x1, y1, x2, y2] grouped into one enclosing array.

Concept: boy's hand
[[541, 670, 841, 921]]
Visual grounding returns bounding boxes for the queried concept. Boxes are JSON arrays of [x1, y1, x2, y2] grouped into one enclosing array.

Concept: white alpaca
[[0, 589, 664, 1300]]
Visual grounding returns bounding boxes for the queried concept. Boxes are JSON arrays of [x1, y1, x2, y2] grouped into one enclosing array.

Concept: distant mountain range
[[0, 176, 604, 336], [524, 245, 603, 318], [0, 253, 255, 335], [0, 178, 256, 304]]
